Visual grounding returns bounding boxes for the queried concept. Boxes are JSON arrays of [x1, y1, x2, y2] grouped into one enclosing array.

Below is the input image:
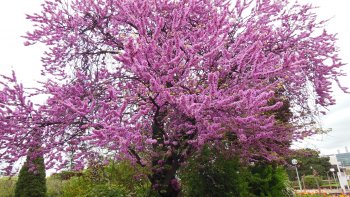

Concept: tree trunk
[[149, 106, 188, 196], [150, 131, 180, 195], [150, 161, 180, 197]]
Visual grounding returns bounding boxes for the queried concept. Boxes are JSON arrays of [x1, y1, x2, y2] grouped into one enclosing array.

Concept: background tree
[[15, 152, 47, 197], [179, 145, 292, 197], [287, 148, 332, 180], [0, 0, 348, 196], [247, 164, 292, 197], [179, 145, 250, 197]]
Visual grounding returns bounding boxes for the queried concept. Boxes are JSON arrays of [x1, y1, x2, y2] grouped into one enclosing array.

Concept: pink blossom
[[0, 0, 347, 194]]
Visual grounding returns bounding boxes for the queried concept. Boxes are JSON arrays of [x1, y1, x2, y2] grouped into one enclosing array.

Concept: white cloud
[[293, 0, 350, 155]]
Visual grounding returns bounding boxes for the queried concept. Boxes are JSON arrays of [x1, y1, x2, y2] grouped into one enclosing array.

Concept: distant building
[[336, 153, 350, 167], [329, 155, 338, 165], [322, 147, 350, 168], [326, 153, 350, 170]]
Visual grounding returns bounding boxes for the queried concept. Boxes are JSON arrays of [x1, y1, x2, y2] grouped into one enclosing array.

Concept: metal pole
[[314, 175, 320, 193], [327, 173, 331, 189], [295, 166, 302, 191], [311, 167, 320, 193], [332, 171, 338, 189]]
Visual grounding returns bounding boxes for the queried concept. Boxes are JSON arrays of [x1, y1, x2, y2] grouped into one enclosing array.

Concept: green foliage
[[60, 176, 128, 197], [0, 177, 17, 197], [287, 149, 331, 180], [3, 154, 295, 197], [86, 160, 150, 192], [57, 160, 151, 197], [51, 171, 83, 181], [85, 185, 128, 197], [180, 146, 249, 197], [303, 175, 322, 189], [15, 154, 47, 197], [60, 176, 90, 197], [46, 176, 65, 197], [248, 165, 293, 197], [179, 146, 292, 197]]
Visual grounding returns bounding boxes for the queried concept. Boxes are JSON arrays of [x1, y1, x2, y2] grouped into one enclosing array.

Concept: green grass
[[321, 183, 339, 187]]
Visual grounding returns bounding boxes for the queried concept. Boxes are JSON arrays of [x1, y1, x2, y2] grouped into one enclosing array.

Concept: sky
[[291, 0, 350, 155], [0, 0, 349, 156]]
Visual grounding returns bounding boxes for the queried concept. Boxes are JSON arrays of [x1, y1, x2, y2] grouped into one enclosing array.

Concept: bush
[[0, 177, 17, 197], [58, 160, 151, 196], [15, 154, 47, 197], [180, 146, 249, 197], [60, 176, 90, 197], [248, 165, 293, 197], [179, 146, 293, 197], [60, 176, 152, 197], [51, 171, 83, 181], [303, 175, 322, 189], [46, 176, 65, 197], [86, 184, 128, 197]]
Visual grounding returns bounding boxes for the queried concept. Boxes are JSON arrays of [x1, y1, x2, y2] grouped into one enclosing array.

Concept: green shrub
[[248, 165, 293, 197], [46, 176, 65, 197], [303, 175, 322, 189], [84, 160, 150, 193], [179, 146, 250, 197], [0, 177, 17, 197], [51, 171, 83, 181], [85, 184, 128, 197], [58, 160, 151, 197], [131, 184, 157, 197], [15, 154, 47, 197], [60, 173, 151, 197], [61, 176, 90, 197], [179, 146, 293, 197]]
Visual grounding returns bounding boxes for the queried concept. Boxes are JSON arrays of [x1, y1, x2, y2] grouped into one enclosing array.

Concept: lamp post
[[292, 159, 302, 191]]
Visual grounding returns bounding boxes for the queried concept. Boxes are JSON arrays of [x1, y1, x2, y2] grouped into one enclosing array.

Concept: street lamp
[[292, 159, 302, 190]]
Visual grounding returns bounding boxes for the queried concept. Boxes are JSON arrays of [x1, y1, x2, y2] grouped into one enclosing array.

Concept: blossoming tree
[[0, 0, 347, 196]]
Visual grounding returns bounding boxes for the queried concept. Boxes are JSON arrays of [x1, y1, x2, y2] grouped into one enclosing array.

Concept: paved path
[[296, 189, 350, 195]]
